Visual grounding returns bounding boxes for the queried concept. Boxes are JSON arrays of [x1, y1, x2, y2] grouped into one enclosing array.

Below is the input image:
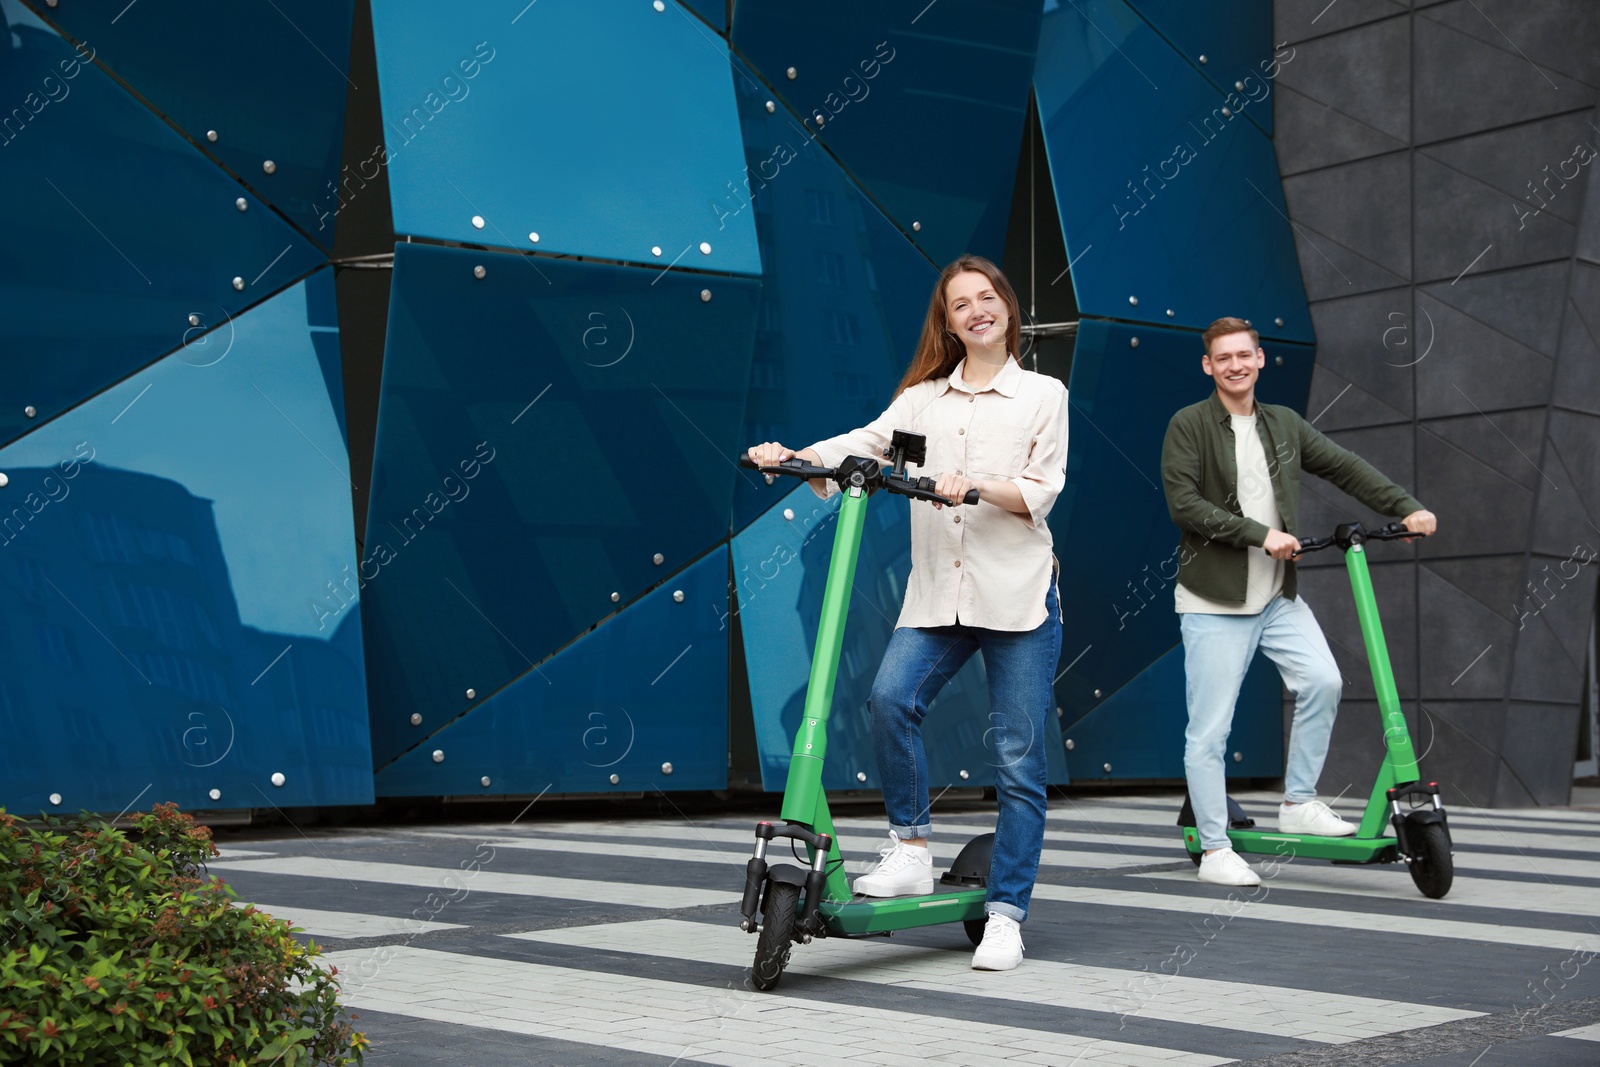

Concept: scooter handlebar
[[1293, 521, 1429, 557], [738, 454, 838, 480], [738, 454, 980, 506]]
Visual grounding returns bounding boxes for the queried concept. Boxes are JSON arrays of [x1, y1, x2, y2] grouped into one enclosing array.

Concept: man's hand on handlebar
[[1263, 529, 1302, 560], [931, 471, 978, 510], [1401, 509, 1437, 541]]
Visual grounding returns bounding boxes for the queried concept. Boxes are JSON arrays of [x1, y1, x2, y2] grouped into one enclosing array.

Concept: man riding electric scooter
[[1161, 317, 1437, 887]]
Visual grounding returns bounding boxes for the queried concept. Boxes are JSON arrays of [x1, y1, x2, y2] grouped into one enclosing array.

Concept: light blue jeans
[[868, 581, 1061, 923], [1181, 595, 1342, 851]]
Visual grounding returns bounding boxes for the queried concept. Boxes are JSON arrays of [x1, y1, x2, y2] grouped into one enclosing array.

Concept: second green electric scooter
[[734, 430, 1000, 991], [1178, 520, 1454, 898]]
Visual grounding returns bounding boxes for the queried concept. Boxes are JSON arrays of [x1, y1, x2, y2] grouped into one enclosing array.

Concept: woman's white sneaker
[[971, 913, 1024, 971], [852, 831, 934, 897], [1197, 847, 1261, 886], [1279, 799, 1356, 836]]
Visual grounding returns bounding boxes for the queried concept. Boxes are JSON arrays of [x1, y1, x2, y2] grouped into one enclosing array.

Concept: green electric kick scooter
[[1178, 520, 1454, 899], [735, 430, 999, 991]]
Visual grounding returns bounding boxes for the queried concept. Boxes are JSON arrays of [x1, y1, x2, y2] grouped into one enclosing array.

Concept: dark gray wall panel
[[1273, 1, 1600, 806], [1422, 408, 1550, 492], [1417, 564, 1514, 697], [1277, 16, 1410, 142], [1275, 89, 1408, 176], [1307, 289, 1417, 416], [1276, 0, 1407, 45], [1421, 1, 1600, 92], [1415, 700, 1507, 806], [1284, 153, 1413, 281], [1422, 262, 1569, 355], [1422, 111, 1597, 228], [1414, 292, 1555, 418], [1416, 422, 1535, 556], [1553, 265, 1600, 414], [1499, 703, 1584, 804], [1305, 367, 1413, 432], [1414, 4, 1598, 144], [1413, 155, 1577, 282]]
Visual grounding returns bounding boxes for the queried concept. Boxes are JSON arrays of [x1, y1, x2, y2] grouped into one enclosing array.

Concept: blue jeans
[[1181, 595, 1343, 851], [868, 581, 1061, 923]]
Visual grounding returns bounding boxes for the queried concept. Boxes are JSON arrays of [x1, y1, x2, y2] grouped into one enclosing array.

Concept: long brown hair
[[894, 255, 1022, 397]]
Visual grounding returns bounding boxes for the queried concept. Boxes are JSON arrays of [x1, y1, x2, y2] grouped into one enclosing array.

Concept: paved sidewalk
[[209, 790, 1600, 1065]]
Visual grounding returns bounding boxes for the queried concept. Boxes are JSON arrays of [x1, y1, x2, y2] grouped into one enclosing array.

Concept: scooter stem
[[780, 488, 869, 826], [1346, 542, 1420, 837]]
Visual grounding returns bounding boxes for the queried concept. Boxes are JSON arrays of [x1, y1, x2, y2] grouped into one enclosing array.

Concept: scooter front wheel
[[751, 881, 800, 991], [1407, 822, 1453, 899]]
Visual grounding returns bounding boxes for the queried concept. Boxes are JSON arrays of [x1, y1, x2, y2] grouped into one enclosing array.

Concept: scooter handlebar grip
[[962, 488, 981, 506]]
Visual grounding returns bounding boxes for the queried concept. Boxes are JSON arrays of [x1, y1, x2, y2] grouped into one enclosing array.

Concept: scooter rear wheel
[[964, 919, 986, 947], [751, 881, 800, 991], [1406, 822, 1453, 899]]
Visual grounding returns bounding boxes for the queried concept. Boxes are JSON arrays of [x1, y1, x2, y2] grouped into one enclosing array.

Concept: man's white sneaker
[[1279, 799, 1356, 837], [971, 913, 1024, 971], [1197, 847, 1261, 887], [852, 831, 934, 897]]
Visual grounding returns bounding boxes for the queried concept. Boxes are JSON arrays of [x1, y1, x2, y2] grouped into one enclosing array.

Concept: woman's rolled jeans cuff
[[889, 822, 932, 840], [986, 902, 1025, 923]]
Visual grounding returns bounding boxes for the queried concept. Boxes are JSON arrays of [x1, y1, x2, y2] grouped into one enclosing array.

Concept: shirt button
[[955, 469, 963, 475], [968, 395, 974, 403], [954, 515, 962, 524], [953, 560, 961, 568], [958, 427, 965, 435]]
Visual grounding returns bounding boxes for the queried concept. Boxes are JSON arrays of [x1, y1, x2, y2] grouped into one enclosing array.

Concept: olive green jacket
[[1160, 391, 1424, 604]]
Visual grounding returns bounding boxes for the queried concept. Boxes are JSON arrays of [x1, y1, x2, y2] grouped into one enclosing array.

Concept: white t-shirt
[[1175, 412, 1285, 615]]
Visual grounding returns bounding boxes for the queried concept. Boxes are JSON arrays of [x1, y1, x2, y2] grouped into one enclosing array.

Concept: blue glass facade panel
[[0, 270, 373, 814], [733, 483, 1069, 793], [729, 57, 937, 532], [26, 0, 354, 246], [1054, 319, 1314, 732], [1122, 0, 1276, 135], [0, 1, 326, 448], [369, 0, 759, 275], [678, 0, 727, 33], [374, 547, 729, 795], [1034, 0, 1311, 341], [730, 0, 1042, 267], [362, 244, 758, 766], [1060, 645, 1284, 780]]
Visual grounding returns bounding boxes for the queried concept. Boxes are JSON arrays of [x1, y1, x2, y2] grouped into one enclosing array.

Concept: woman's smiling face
[[944, 270, 1009, 355]]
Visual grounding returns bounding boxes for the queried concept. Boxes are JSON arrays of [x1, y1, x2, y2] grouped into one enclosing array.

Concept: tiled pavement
[[208, 789, 1600, 1066]]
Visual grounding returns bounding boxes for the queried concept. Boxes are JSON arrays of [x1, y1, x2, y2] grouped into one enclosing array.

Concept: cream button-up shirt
[[808, 356, 1068, 632]]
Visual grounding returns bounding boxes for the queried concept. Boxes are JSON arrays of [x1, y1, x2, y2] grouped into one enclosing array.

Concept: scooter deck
[[1182, 826, 1399, 864], [818, 888, 987, 935]]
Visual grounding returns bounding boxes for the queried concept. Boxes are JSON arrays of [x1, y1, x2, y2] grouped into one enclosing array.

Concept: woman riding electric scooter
[[745, 254, 1068, 972]]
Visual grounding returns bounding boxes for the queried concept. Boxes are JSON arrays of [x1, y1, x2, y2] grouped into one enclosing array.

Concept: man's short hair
[[1202, 317, 1259, 355]]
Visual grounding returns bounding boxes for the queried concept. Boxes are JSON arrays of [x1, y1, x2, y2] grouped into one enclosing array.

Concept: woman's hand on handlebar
[[1401, 508, 1437, 541], [931, 471, 978, 510], [746, 442, 796, 467]]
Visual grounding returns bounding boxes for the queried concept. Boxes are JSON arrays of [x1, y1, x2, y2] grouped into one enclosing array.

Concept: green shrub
[[0, 803, 366, 1066]]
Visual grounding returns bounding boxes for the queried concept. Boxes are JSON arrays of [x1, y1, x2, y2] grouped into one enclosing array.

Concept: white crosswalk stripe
[[321, 944, 1234, 1067], [509, 919, 1480, 1043]]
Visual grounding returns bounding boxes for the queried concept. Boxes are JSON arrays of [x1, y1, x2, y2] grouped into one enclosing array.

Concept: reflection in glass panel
[[0, 270, 371, 814]]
